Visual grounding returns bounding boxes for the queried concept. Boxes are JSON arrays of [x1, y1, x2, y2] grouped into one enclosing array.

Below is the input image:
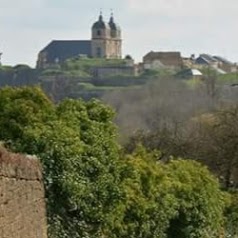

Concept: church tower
[[91, 13, 122, 59], [108, 13, 122, 59]]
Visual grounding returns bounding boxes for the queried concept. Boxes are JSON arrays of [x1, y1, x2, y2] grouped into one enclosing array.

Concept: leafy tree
[[0, 87, 228, 238], [204, 107, 238, 189], [127, 104, 238, 190], [224, 191, 238, 237], [0, 87, 122, 237], [0, 86, 53, 142], [165, 159, 226, 238], [105, 147, 178, 238], [107, 146, 227, 238]]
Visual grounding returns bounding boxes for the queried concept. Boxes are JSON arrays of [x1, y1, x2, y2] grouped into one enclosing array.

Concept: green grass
[[217, 73, 238, 84], [0, 65, 14, 72], [76, 82, 143, 92], [185, 78, 204, 89], [77, 82, 95, 90], [62, 58, 127, 75]]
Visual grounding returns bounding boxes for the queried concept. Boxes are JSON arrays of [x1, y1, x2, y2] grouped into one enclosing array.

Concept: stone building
[[143, 51, 183, 70], [195, 54, 236, 73], [37, 13, 122, 68], [91, 13, 122, 59]]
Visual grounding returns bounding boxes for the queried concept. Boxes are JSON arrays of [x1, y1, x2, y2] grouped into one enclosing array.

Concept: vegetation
[[0, 87, 233, 237], [64, 57, 127, 68], [61, 58, 128, 77], [218, 72, 238, 84], [141, 69, 175, 79], [224, 191, 238, 237], [0, 65, 14, 72], [127, 105, 238, 191], [41, 65, 91, 78]]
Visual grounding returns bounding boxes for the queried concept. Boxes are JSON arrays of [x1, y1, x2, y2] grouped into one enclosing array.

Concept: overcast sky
[[0, 0, 237, 67]]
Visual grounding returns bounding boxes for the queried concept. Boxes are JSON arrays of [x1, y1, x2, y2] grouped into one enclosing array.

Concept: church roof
[[40, 40, 91, 63], [92, 14, 110, 29], [109, 16, 120, 31], [176, 68, 203, 79]]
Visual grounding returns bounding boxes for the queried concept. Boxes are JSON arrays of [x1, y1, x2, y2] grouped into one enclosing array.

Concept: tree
[[0, 86, 228, 238], [165, 159, 226, 238], [224, 191, 238, 237], [202, 67, 218, 98], [0, 87, 122, 238], [203, 106, 238, 189], [108, 146, 226, 238], [0, 86, 54, 143], [179, 106, 238, 189], [107, 146, 178, 238]]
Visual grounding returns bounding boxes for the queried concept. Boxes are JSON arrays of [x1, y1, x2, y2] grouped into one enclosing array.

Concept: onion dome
[[109, 14, 120, 31], [92, 13, 110, 29]]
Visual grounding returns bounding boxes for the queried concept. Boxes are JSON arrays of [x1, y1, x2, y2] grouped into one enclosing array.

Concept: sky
[[0, 0, 238, 67]]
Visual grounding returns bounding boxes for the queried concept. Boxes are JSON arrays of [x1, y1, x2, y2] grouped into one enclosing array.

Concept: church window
[[97, 30, 101, 36]]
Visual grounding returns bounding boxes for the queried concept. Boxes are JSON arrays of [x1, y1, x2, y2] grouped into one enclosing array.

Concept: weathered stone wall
[[0, 147, 48, 238]]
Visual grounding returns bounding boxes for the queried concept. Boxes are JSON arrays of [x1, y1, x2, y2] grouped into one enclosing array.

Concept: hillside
[[0, 59, 237, 102]]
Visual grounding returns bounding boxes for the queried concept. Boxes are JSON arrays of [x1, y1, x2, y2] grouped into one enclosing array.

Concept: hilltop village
[[0, 13, 237, 100], [36, 13, 237, 75], [1, 12, 238, 238]]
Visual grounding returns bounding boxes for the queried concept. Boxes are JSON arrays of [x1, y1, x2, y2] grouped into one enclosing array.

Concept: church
[[37, 13, 122, 68]]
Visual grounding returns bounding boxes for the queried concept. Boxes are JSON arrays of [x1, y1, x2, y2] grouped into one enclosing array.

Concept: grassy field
[[217, 73, 238, 84]]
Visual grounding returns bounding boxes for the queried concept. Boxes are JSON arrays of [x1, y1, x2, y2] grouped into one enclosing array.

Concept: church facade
[[91, 13, 121, 59], [37, 13, 122, 68]]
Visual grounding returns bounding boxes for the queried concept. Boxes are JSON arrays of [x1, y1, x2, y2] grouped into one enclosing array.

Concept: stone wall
[[0, 147, 48, 238], [92, 66, 136, 79]]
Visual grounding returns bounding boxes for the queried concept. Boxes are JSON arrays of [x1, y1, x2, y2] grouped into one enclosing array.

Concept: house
[[176, 68, 203, 80], [195, 54, 219, 68], [182, 54, 196, 68], [195, 54, 236, 73], [143, 51, 183, 70], [213, 56, 237, 73]]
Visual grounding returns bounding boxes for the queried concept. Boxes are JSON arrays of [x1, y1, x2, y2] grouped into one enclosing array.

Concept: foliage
[[218, 72, 238, 84], [41, 68, 65, 76], [0, 64, 32, 73], [39, 58, 131, 85], [62, 58, 127, 76], [107, 147, 178, 238], [0, 65, 14, 72], [224, 191, 238, 237], [127, 104, 238, 190], [203, 106, 238, 189], [0, 86, 53, 142], [201, 67, 218, 97], [0, 87, 121, 237], [0, 87, 229, 238], [108, 146, 227, 238], [13, 64, 32, 71], [141, 69, 175, 79], [185, 78, 204, 89], [165, 159, 227, 238]]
